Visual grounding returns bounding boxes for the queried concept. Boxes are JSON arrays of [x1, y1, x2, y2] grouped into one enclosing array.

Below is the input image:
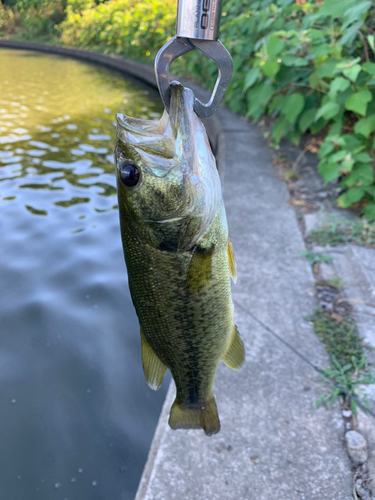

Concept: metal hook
[[154, 36, 233, 119]]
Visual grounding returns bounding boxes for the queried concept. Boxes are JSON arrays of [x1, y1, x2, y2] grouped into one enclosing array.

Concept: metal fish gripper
[[154, 0, 233, 119]]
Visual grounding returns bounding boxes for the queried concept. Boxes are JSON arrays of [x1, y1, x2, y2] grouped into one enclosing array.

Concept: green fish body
[[115, 83, 244, 435]]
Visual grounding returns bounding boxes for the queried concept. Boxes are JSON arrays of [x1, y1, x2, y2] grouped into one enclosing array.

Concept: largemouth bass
[[114, 82, 245, 436]]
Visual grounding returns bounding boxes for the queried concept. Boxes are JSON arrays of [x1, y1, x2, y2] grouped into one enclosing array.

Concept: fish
[[114, 82, 245, 436]]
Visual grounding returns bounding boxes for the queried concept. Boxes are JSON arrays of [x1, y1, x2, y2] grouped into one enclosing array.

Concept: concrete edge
[[134, 383, 175, 500], [0, 39, 225, 175], [0, 39, 228, 497]]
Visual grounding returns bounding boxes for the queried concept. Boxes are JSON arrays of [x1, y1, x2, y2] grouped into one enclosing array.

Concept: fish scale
[[120, 202, 232, 400]]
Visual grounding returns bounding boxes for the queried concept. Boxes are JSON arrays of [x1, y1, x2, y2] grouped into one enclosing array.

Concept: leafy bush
[[0, 4, 19, 35], [60, 0, 175, 60], [13, 0, 67, 37], [187, 0, 375, 220]]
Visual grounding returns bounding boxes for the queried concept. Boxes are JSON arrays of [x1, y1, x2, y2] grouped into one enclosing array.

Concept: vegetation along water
[[0, 48, 167, 500]]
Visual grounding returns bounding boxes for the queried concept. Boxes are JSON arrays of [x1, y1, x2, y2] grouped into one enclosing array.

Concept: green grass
[[315, 277, 343, 289], [310, 308, 375, 413], [307, 215, 375, 248], [301, 250, 333, 265], [312, 310, 363, 366], [324, 277, 343, 289]]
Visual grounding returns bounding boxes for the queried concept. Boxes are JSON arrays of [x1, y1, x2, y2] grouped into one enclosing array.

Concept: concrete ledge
[[0, 40, 354, 499]]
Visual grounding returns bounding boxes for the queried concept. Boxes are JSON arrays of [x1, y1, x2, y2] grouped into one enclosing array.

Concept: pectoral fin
[[227, 237, 237, 283], [222, 324, 245, 370], [140, 329, 167, 390], [186, 245, 215, 292]]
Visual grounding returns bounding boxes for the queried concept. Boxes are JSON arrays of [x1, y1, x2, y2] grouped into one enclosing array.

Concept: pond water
[[0, 48, 169, 500]]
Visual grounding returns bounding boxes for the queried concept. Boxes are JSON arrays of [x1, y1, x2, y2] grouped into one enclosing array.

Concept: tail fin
[[168, 396, 220, 436]]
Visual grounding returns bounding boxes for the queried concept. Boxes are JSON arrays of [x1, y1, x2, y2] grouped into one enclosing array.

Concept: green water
[[0, 48, 162, 219], [0, 48, 169, 500]]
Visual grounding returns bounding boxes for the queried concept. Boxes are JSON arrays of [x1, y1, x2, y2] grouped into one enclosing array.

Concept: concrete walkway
[[135, 106, 353, 499], [0, 40, 354, 500]]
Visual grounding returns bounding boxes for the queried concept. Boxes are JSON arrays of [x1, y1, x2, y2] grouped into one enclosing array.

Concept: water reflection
[[0, 49, 168, 500], [0, 48, 161, 221]]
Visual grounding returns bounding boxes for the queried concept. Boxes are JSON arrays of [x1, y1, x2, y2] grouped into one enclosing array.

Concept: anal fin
[[222, 324, 245, 370], [140, 329, 167, 390], [228, 237, 237, 283], [169, 395, 220, 436]]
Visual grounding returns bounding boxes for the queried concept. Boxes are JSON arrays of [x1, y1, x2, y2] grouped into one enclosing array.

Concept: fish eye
[[118, 160, 140, 187]]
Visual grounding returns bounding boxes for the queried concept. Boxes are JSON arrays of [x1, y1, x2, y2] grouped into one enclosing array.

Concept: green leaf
[[328, 150, 348, 162], [340, 21, 364, 47], [277, 0, 294, 6], [344, 90, 372, 116], [318, 138, 335, 158], [318, 160, 343, 183], [363, 202, 375, 221], [353, 153, 372, 163], [243, 67, 260, 91], [362, 62, 375, 75], [282, 55, 309, 67], [337, 187, 365, 207], [232, 55, 243, 74], [280, 93, 305, 123], [315, 60, 339, 78], [354, 115, 375, 137], [342, 64, 361, 82], [247, 82, 276, 121], [318, 0, 355, 17], [272, 116, 290, 144], [299, 108, 317, 133], [308, 72, 321, 88], [341, 156, 354, 172], [267, 37, 285, 58], [329, 119, 343, 137], [342, 1, 371, 30], [368, 35, 375, 55], [309, 28, 325, 41], [262, 60, 280, 78], [268, 94, 284, 115], [335, 194, 351, 207], [311, 44, 334, 57], [342, 163, 374, 186], [286, 129, 301, 146], [355, 163, 375, 182], [310, 118, 328, 134], [329, 77, 350, 99], [335, 135, 364, 154], [315, 101, 340, 121]]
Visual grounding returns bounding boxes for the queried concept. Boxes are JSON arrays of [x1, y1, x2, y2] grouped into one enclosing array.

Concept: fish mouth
[[168, 81, 195, 139], [115, 82, 195, 172]]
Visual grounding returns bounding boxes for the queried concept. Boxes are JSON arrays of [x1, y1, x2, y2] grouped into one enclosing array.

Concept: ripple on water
[[0, 48, 169, 500]]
